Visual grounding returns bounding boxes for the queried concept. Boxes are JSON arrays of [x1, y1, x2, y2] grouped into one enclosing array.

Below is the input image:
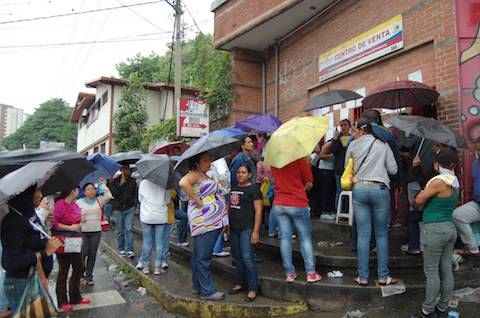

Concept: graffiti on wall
[[457, 0, 480, 200]]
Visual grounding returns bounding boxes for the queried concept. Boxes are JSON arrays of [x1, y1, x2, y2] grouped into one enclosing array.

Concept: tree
[[143, 117, 191, 150], [116, 33, 233, 123], [2, 98, 77, 150], [114, 72, 148, 152]]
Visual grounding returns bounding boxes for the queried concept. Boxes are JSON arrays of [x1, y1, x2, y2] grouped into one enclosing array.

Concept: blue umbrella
[[80, 153, 122, 186], [234, 114, 282, 133], [199, 127, 246, 140]]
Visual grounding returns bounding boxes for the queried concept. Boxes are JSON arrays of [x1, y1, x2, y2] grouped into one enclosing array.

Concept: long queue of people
[[0, 110, 479, 317]]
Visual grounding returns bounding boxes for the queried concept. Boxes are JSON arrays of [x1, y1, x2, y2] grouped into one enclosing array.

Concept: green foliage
[[114, 73, 148, 152], [143, 117, 190, 150], [116, 33, 232, 124], [2, 98, 77, 150]]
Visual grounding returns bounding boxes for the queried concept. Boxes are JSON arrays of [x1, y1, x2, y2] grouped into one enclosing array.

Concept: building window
[[100, 143, 106, 154], [94, 146, 99, 153], [101, 91, 108, 107]]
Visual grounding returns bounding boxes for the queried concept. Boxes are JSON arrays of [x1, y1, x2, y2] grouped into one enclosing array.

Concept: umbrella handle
[[415, 138, 425, 158]]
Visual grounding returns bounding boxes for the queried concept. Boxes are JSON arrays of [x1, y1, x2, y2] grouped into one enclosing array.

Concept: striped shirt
[[77, 186, 112, 232]]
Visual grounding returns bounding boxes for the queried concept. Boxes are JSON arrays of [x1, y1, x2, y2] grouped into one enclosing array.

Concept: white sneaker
[[119, 250, 126, 256], [213, 251, 230, 257], [127, 251, 135, 258], [400, 244, 408, 252], [142, 267, 150, 275], [136, 263, 143, 270], [154, 267, 164, 275], [161, 261, 168, 270], [177, 242, 189, 247]]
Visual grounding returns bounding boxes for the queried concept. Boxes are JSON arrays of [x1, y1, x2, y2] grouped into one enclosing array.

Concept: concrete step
[[100, 229, 308, 318]]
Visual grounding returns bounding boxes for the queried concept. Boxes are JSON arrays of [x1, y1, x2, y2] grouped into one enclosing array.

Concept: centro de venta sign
[[318, 15, 404, 82]]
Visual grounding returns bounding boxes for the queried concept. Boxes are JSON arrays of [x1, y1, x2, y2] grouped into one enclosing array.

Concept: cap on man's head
[[355, 118, 372, 131], [435, 147, 458, 168]]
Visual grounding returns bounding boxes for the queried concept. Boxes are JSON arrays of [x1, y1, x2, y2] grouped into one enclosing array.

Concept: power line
[[183, 2, 203, 35], [162, 20, 176, 120], [0, 0, 162, 25], [114, 0, 166, 32], [0, 34, 171, 49]]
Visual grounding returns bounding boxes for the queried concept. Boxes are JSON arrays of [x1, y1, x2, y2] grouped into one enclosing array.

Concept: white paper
[[408, 70, 423, 83], [64, 237, 82, 253]]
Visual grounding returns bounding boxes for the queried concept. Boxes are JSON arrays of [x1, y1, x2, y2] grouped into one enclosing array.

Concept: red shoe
[[306, 272, 322, 283], [61, 304, 73, 312], [79, 298, 91, 305], [285, 272, 298, 283]]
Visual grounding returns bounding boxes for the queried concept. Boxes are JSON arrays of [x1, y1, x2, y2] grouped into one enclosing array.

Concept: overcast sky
[[0, 0, 214, 114]]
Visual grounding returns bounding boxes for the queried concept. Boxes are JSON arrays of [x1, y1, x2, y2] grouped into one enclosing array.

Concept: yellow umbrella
[[264, 116, 330, 168]]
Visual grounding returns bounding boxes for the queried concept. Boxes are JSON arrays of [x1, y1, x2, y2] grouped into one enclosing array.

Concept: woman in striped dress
[[179, 152, 229, 301]]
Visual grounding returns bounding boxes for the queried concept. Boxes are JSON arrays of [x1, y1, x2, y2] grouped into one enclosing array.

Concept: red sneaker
[[61, 304, 73, 312], [79, 298, 91, 305], [285, 272, 298, 283], [306, 272, 322, 283]]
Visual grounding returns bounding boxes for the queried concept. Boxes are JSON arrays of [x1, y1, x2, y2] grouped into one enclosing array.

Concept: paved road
[[47, 250, 183, 318]]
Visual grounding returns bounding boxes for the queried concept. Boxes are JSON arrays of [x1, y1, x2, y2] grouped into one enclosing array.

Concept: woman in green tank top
[[411, 147, 459, 318]]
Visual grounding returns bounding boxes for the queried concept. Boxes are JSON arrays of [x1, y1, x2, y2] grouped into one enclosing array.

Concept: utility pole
[[174, 0, 182, 136]]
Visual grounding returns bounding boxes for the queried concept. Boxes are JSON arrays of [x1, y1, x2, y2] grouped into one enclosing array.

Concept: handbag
[[260, 179, 271, 207], [13, 254, 58, 318], [341, 139, 376, 191], [97, 198, 110, 231]]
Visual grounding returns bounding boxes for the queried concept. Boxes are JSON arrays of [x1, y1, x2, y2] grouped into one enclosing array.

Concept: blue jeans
[[0, 243, 9, 311], [273, 205, 316, 274], [4, 277, 27, 314], [192, 229, 221, 296], [104, 202, 113, 221], [335, 174, 342, 210], [140, 223, 169, 268], [352, 183, 391, 280], [162, 224, 172, 262], [114, 208, 134, 252], [213, 232, 224, 254], [230, 228, 258, 292], [408, 182, 423, 251], [268, 209, 279, 236], [174, 208, 188, 243]]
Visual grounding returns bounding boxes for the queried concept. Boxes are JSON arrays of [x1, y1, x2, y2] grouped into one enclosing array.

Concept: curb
[[100, 240, 308, 318]]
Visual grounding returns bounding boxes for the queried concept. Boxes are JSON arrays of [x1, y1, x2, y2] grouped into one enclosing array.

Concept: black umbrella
[[303, 90, 362, 112], [136, 154, 181, 189], [110, 151, 144, 165], [174, 136, 241, 175], [386, 115, 467, 150], [0, 148, 95, 195]]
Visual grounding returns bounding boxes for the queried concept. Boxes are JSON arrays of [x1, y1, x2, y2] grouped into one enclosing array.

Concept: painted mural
[[457, 0, 480, 200]]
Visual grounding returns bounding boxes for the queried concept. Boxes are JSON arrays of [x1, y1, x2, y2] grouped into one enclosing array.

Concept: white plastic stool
[[336, 191, 354, 226]]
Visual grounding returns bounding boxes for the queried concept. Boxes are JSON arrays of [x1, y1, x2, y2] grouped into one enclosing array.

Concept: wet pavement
[[48, 250, 183, 318]]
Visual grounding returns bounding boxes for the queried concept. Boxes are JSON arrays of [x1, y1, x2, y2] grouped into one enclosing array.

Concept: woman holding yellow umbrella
[[264, 116, 329, 283]]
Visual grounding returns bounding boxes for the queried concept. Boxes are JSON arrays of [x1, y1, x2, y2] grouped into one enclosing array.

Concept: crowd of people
[[0, 109, 479, 317]]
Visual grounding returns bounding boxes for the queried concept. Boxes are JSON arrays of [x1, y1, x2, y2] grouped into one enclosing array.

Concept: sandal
[[454, 248, 480, 256], [354, 277, 368, 286], [378, 276, 398, 286]]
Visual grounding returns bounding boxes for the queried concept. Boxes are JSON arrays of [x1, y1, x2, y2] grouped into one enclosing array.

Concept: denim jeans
[[0, 243, 8, 312], [421, 222, 457, 314], [140, 223, 169, 268], [273, 205, 316, 274], [335, 174, 342, 210], [268, 209, 279, 236], [407, 182, 423, 251], [162, 224, 172, 262], [3, 277, 27, 314], [352, 183, 390, 280], [104, 202, 113, 221], [230, 228, 258, 292], [192, 229, 221, 296], [213, 232, 224, 254], [114, 208, 134, 252], [174, 208, 188, 243]]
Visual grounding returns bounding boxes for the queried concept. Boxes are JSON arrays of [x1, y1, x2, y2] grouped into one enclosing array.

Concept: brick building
[[212, 0, 480, 199]]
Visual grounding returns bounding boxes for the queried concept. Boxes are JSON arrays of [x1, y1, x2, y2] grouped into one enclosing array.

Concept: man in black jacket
[[110, 165, 138, 258], [330, 119, 351, 208], [1, 185, 61, 313]]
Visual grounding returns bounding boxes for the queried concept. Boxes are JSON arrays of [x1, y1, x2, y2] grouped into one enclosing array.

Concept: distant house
[[70, 76, 203, 155]]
